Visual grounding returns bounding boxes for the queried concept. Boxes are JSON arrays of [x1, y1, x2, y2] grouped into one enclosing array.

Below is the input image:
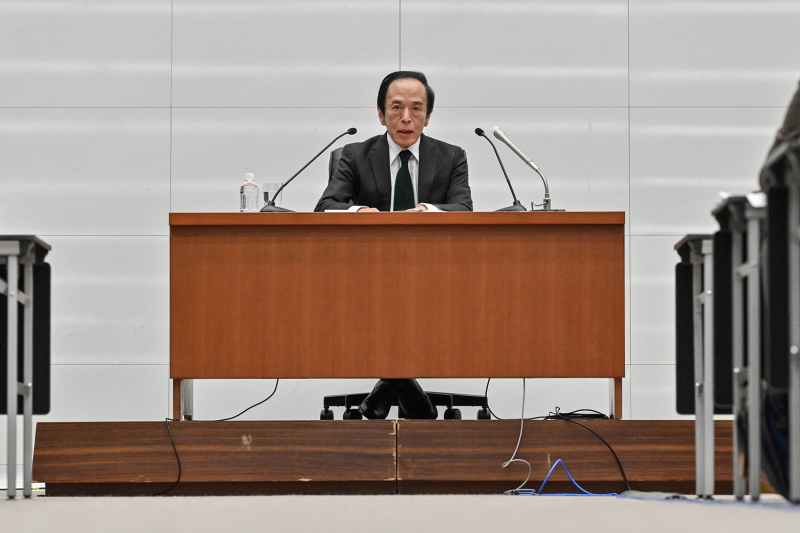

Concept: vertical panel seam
[[398, 0, 402, 69], [169, 0, 174, 416], [627, 0, 632, 416]]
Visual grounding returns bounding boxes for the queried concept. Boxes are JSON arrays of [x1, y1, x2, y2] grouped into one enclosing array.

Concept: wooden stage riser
[[396, 420, 732, 495], [44, 481, 724, 497], [33, 420, 733, 496], [397, 481, 729, 495], [44, 482, 396, 497]]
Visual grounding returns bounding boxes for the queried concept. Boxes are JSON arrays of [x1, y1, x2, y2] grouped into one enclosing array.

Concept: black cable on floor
[[154, 380, 280, 496], [154, 417, 182, 496], [484, 379, 631, 492], [550, 413, 632, 492]]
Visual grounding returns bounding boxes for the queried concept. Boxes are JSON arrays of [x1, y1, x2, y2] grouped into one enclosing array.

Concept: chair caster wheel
[[343, 408, 363, 420], [477, 407, 491, 420], [320, 408, 334, 420], [444, 408, 462, 420]]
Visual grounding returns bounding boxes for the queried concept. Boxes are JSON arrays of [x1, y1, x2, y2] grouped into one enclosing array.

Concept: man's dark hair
[[377, 71, 435, 116]]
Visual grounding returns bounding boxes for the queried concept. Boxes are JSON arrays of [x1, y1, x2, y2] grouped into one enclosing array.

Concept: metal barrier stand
[[760, 139, 800, 502], [727, 197, 747, 500], [785, 152, 800, 503], [726, 195, 766, 501], [678, 235, 717, 498], [745, 198, 766, 502], [1, 240, 36, 499], [696, 238, 715, 498]]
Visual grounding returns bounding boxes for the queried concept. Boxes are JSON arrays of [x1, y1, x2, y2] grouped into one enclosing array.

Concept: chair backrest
[[328, 147, 344, 182]]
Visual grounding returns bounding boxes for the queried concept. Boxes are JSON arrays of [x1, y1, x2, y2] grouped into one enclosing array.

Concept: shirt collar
[[386, 133, 421, 163]]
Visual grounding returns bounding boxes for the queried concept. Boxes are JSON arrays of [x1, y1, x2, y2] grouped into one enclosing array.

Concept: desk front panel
[[170, 214, 624, 379]]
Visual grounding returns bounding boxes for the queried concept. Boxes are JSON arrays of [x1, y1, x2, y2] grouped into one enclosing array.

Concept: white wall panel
[[45, 236, 169, 365], [401, 0, 628, 107], [172, 0, 399, 107], [0, 364, 169, 465], [0, 108, 171, 235], [630, 0, 800, 107], [629, 364, 691, 420], [630, 107, 784, 236], [425, 108, 629, 215], [478, 378, 615, 420], [170, 107, 385, 213], [171, 107, 629, 215], [630, 236, 678, 365], [193, 379, 373, 421], [0, 0, 171, 107], [46, 364, 169, 421]]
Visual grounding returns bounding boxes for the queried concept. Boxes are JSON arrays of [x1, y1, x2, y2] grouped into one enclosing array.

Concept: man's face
[[378, 78, 430, 149]]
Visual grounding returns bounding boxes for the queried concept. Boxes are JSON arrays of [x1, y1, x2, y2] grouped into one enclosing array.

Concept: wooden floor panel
[[397, 420, 733, 494], [33, 421, 397, 496]]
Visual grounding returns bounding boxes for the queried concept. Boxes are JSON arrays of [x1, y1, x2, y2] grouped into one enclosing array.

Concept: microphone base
[[260, 203, 295, 213], [495, 201, 527, 212], [530, 199, 565, 212]]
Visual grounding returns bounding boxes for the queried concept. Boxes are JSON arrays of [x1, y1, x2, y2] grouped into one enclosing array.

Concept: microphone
[[260, 127, 358, 212], [492, 127, 555, 211], [474, 128, 525, 212]]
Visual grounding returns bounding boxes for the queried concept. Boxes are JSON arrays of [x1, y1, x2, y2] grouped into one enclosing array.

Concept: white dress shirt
[[348, 135, 441, 212]]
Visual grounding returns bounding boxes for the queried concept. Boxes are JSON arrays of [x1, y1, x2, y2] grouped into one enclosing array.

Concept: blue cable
[[522, 459, 617, 496]]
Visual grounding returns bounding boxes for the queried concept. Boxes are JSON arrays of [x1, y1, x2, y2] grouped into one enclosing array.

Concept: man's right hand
[[357, 207, 380, 212]]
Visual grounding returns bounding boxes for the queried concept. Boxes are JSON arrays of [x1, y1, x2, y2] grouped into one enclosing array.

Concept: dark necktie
[[393, 150, 415, 211]]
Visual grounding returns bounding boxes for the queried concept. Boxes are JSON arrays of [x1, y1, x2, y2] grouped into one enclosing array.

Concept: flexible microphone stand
[[492, 127, 563, 212], [261, 127, 357, 212], [475, 128, 526, 211]]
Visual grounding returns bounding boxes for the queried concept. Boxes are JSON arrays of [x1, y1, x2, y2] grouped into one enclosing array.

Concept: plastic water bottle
[[240, 173, 260, 212]]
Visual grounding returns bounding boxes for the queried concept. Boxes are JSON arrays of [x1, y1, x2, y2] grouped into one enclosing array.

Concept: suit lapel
[[417, 134, 438, 204], [369, 134, 392, 211]]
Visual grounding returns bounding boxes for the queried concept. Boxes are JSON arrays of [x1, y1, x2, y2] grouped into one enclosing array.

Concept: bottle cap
[[245, 173, 255, 181]]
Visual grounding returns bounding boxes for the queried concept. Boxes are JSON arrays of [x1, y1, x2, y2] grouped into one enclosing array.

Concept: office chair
[[319, 147, 491, 421]]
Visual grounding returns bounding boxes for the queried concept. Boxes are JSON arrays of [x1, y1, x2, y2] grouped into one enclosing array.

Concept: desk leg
[[609, 378, 623, 419], [172, 379, 193, 421], [6, 254, 18, 498], [22, 263, 33, 498], [172, 379, 181, 421]]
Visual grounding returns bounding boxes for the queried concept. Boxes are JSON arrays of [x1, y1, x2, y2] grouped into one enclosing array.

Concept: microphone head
[[347, 127, 357, 135], [492, 126, 506, 140], [475, 127, 485, 136]]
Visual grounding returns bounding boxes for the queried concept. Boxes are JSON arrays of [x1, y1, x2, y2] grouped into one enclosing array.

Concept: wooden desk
[[170, 212, 625, 418]]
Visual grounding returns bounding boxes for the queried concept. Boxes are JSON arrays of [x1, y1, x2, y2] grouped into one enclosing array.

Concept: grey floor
[[1, 493, 798, 533]]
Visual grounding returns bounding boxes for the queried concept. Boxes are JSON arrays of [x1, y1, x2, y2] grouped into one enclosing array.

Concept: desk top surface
[[170, 211, 625, 227]]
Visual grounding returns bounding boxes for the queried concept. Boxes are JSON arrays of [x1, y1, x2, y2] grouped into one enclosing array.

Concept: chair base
[[322, 392, 489, 420]]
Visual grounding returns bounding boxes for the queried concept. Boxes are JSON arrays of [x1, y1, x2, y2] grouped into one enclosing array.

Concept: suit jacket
[[314, 133, 472, 212]]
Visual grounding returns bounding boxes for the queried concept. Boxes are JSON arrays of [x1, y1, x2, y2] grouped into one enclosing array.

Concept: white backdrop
[[2, 0, 800, 468]]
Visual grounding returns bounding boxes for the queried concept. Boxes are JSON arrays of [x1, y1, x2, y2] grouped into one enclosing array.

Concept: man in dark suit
[[315, 71, 473, 419], [315, 71, 472, 213]]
